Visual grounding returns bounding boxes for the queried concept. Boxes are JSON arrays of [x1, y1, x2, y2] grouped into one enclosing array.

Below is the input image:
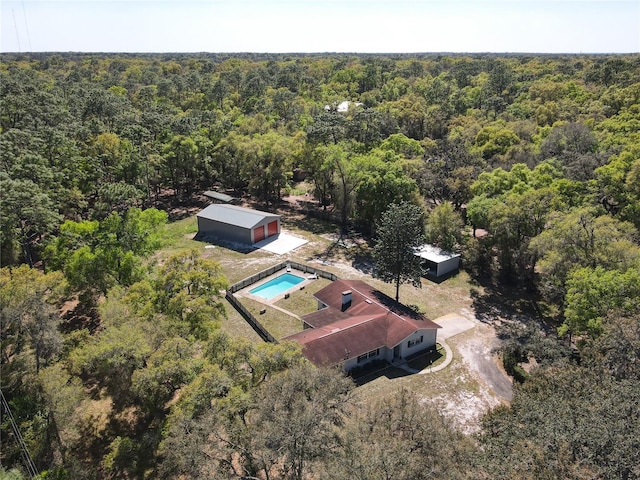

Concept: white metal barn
[[196, 204, 281, 245], [414, 244, 461, 278]]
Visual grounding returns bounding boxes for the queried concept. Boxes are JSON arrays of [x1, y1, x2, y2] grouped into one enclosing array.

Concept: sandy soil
[[198, 206, 515, 435], [314, 259, 514, 434], [443, 324, 512, 434], [306, 254, 514, 433]]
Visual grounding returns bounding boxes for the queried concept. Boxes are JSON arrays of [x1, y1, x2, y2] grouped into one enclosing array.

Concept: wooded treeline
[[1, 52, 639, 479]]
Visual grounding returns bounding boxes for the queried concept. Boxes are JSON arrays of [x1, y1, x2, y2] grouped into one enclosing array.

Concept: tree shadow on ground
[[407, 346, 445, 371], [350, 346, 445, 386], [150, 190, 209, 222], [469, 271, 558, 335], [304, 229, 372, 270], [271, 200, 340, 236], [60, 293, 100, 334], [352, 253, 374, 275], [352, 364, 411, 386], [370, 290, 424, 320], [192, 233, 256, 254]]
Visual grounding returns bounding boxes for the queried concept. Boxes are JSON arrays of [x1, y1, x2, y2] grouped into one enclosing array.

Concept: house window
[[407, 336, 424, 348], [357, 349, 380, 363]]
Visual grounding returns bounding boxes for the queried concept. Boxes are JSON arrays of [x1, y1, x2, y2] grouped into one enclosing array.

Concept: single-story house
[[414, 244, 461, 278], [284, 279, 441, 371], [196, 204, 281, 245]]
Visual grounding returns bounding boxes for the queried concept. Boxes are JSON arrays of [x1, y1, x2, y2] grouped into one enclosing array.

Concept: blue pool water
[[249, 273, 304, 300]]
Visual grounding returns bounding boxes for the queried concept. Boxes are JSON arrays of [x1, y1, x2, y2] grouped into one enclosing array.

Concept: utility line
[[11, 8, 22, 52], [22, 0, 33, 51], [0, 389, 39, 478]]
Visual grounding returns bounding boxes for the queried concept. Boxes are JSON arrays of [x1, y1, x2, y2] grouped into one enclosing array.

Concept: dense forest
[[1, 52, 640, 479]]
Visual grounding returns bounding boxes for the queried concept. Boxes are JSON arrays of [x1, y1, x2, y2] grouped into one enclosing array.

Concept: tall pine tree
[[372, 201, 426, 302]]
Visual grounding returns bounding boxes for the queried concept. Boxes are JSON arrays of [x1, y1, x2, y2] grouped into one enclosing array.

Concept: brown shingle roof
[[284, 280, 440, 367]]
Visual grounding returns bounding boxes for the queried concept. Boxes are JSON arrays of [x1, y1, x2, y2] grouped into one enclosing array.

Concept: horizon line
[[2, 50, 639, 55]]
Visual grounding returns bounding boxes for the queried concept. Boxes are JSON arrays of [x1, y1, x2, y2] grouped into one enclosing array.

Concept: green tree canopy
[[425, 201, 464, 252], [563, 266, 640, 338], [478, 366, 640, 480], [354, 151, 419, 231], [529, 207, 640, 305], [153, 249, 228, 340], [44, 207, 167, 294]]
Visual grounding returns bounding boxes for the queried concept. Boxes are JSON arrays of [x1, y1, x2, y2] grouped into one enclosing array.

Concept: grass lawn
[[240, 296, 303, 339], [157, 213, 479, 342], [152, 205, 498, 433], [407, 343, 447, 370], [353, 340, 483, 404], [273, 277, 333, 316], [222, 297, 264, 342], [156, 216, 201, 255]]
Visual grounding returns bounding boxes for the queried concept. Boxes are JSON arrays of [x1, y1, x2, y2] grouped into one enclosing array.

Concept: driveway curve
[[426, 313, 514, 402]]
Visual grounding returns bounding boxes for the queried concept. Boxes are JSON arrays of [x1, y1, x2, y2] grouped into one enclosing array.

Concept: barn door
[[253, 225, 265, 243], [267, 220, 278, 237]]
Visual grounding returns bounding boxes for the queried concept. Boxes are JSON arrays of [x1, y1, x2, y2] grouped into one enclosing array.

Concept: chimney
[[341, 290, 352, 311]]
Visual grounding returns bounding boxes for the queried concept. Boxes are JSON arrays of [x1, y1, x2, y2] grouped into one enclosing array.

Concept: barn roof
[[196, 204, 279, 229], [284, 280, 440, 367]]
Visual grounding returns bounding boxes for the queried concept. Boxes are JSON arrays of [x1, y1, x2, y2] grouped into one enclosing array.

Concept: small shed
[[414, 244, 461, 278], [203, 190, 238, 204], [197, 204, 281, 245]]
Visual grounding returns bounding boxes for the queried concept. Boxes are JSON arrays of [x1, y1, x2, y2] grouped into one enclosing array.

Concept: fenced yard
[[157, 215, 480, 344], [155, 211, 509, 435]]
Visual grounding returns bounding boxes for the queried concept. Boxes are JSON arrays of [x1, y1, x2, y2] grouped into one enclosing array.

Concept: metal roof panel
[[197, 204, 279, 229]]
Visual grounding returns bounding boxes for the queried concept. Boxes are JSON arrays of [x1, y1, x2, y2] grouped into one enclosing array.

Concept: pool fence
[[226, 261, 338, 343], [227, 261, 337, 294]]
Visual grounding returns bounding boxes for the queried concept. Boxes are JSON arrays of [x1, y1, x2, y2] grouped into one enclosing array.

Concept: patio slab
[[254, 231, 308, 255], [433, 313, 476, 340]]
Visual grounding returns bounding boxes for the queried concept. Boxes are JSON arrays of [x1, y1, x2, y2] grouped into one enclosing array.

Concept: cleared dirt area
[[160, 212, 513, 434], [354, 312, 512, 434], [443, 324, 513, 433]]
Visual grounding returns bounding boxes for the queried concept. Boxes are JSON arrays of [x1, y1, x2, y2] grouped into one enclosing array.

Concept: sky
[[1, 0, 639, 54]]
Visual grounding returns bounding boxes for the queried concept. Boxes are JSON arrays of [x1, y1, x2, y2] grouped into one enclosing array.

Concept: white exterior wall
[[397, 329, 438, 359], [341, 328, 438, 371], [436, 256, 461, 277], [343, 346, 390, 371], [415, 244, 461, 278], [342, 356, 360, 371], [383, 347, 395, 362]]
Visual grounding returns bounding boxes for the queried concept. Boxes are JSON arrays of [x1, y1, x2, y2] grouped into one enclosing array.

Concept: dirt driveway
[[306, 256, 515, 432], [437, 311, 513, 401], [212, 228, 514, 434], [414, 310, 512, 434]]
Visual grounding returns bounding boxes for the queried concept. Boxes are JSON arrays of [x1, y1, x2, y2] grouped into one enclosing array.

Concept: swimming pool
[[249, 273, 304, 300]]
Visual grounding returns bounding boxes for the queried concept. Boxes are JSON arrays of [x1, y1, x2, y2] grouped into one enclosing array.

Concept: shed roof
[[414, 244, 461, 263], [203, 191, 235, 203], [284, 279, 440, 367], [196, 204, 279, 229]]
